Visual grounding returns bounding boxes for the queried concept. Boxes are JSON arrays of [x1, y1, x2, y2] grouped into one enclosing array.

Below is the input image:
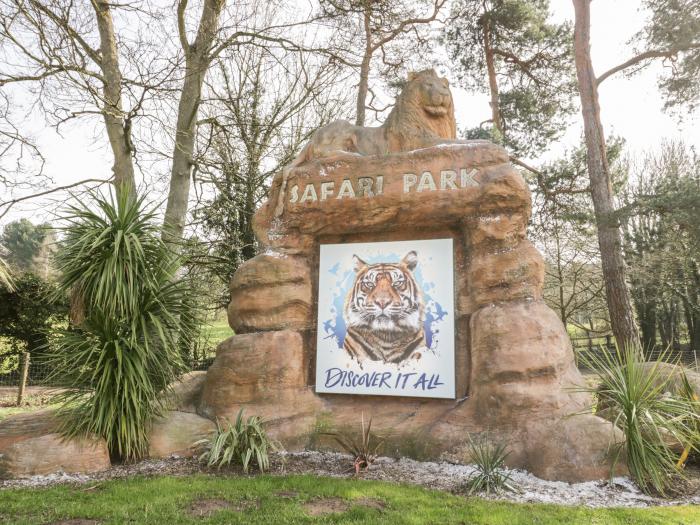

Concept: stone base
[[0, 410, 110, 479], [165, 371, 207, 413], [196, 142, 626, 483], [148, 410, 215, 458], [198, 301, 625, 482]]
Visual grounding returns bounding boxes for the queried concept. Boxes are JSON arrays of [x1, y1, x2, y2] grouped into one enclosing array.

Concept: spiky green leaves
[[578, 345, 700, 495], [195, 410, 276, 473], [50, 188, 192, 461], [322, 414, 384, 475], [463, 436, 516, 495], [0, 257, 13, 292]]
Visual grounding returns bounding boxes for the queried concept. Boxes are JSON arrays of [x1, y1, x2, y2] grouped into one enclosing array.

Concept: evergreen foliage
[[463, 436, 515, 495], [444, 0, 576, 156], [196, 409, 275, 473], [635, 0, 700, 112], [49, 188, 192, 461], [579, 345, 700, 495], [0, 219, 51, 273]]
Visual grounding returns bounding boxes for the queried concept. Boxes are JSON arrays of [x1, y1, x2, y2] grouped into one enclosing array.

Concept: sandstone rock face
[[469, 300, 587, 418], [148, 411, 215, 458], [200, 70, 622, 482], [467, 240, 544, 308], [0, 410, 110, 478], [198, 332, 322, 445], [461, 300, 624, 481], [166, 371, 207, 413], [228, 254, 312, 333]]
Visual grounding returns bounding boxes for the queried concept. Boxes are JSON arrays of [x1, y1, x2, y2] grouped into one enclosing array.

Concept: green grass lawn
[[0, 401, 57, 422], [201, 316, 233, 349], [1, 474, 698, 525]]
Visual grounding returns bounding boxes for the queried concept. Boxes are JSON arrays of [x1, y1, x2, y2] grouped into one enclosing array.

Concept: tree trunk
[[658, 303, 671, 349], [92, 1, 135, 192], [482, 20, 503, 137], [163, 0, 225, 243], [16, 351, 30, 407], [572, 0, 639, 349], [632, 288, 657, 351], [355, 6, 373, 127], [554, 229, 567, 324]]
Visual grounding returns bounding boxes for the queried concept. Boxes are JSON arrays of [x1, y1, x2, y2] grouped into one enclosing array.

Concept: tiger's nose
[[374, 298, 391, 309]]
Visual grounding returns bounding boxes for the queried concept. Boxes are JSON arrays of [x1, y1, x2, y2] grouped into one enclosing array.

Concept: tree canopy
[[444, 0, 576, 156]]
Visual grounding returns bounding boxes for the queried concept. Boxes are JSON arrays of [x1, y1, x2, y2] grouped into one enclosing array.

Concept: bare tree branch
[[0, 177, 111, 221], [596, 44, 700, 86]]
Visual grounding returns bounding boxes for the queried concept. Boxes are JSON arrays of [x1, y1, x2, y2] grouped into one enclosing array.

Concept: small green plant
[[322, 413, 384, 475], [196, 409, 276, 473], [578, 344, 700, 496], [463, 436, 515, 495]]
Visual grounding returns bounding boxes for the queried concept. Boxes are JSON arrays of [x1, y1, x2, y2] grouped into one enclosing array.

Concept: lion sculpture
[[291, 68, 478, 166]]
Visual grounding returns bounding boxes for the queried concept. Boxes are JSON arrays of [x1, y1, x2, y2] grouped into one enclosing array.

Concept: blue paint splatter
[[322, 253, 449, 351]]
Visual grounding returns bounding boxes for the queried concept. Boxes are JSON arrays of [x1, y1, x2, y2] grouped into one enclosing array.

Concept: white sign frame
[[315, 238, 455, 399]]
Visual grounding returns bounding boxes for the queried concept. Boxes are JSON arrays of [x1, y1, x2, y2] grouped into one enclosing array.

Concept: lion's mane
[[381, 69, 457, 152]]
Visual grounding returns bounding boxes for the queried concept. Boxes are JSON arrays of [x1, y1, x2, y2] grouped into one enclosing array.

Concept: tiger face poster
[[315, 239, 455, 399]]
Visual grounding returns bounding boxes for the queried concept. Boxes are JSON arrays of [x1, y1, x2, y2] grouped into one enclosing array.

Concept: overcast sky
[[2, 0, 698, 226]]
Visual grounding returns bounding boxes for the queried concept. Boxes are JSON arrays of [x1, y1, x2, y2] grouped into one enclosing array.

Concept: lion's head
[[384, 69, 457, 142]]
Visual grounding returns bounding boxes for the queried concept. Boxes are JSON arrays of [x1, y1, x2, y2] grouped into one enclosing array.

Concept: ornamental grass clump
[[196, 409, 276, 473], [463, 436, 515, 495], [578, 344, 700, 496], [322, 413, 384, 475], [49, 188, 192, 461]]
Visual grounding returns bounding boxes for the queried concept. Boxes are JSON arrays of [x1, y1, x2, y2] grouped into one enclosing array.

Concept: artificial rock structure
[[0, 70, 622, 481], [196, 70, 624, 482]]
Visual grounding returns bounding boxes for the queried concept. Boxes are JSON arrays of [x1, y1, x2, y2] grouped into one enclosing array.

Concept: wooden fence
[[571, 334, 699, 370]]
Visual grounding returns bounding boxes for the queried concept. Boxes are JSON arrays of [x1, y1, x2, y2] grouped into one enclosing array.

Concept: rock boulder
[[148, 410, 215, 458], [0, 410, 110, 479]]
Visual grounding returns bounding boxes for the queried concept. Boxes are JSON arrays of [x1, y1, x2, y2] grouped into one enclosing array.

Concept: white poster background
[[315, 239, 455, 399]]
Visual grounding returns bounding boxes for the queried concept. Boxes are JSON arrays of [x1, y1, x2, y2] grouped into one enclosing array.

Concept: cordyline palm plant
[[49, 187, 191, 461], [578, 344, 700, 496]]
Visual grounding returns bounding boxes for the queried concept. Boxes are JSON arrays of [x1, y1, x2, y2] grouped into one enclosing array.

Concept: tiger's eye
[[362, 281, 375, 292], [393, 280, 405, 290]]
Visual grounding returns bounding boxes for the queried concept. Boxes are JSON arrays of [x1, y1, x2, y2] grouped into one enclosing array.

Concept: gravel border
[[2, 451, 699, 508]]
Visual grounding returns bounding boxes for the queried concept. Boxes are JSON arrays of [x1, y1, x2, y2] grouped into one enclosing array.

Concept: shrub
[[578, 344, 700, 495], [196, 409, 276, 473], [322, 413, 384, 475], [49, 188, 193, 461], [0, 272, 67, 365], [463, 436, 515, 495]]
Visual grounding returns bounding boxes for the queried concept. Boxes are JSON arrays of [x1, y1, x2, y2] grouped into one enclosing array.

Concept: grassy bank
[[1, 474, 698, 524]]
